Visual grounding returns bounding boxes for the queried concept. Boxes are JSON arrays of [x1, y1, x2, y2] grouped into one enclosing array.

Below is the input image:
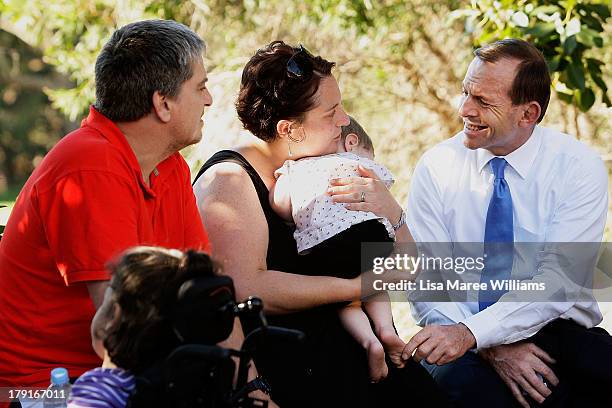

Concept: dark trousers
[[422, 319, 612, 408]]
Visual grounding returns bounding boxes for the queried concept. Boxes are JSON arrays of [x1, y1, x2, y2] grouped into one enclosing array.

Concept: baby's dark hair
[[341, 116, 374, 152], [101, 246, 218, 374]]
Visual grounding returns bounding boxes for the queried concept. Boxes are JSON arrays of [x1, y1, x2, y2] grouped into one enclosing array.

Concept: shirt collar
[[476, 126, 542, 179], [81, 106, 176, 197], [82, 105, 142, 174]]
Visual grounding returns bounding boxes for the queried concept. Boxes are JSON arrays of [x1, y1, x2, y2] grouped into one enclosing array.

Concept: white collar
[[476, 126, 542, 179]]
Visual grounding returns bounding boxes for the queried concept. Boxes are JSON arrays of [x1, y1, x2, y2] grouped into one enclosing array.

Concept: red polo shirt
[[0, 107, 209, 387]]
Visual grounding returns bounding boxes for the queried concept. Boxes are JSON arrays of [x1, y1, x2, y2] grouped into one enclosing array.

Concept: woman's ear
[[276, 119, 293, 140], [344, 133, 360, 152], [152, 91, 172, 123]]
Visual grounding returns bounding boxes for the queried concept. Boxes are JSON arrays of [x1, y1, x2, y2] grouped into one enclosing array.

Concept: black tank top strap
[[193, 150, 299, 274], [193, 150, 275, 218]]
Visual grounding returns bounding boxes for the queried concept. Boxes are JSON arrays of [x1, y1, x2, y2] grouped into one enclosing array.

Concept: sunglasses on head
[[286, 44, 315, 81]]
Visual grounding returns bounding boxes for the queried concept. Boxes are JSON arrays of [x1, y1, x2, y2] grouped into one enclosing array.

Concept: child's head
[[338, 116, 375, 159], [91, 246, 219, 374]]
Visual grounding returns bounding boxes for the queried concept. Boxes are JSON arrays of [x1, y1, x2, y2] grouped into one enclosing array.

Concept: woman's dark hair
[[94, 19, 205, 122], [236, 41, 335, 142], [474, 38, 551, 123], [102, 246, 218, 374]]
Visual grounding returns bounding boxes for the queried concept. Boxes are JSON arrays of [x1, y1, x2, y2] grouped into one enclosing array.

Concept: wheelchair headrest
[[173, 275, 236, 345]]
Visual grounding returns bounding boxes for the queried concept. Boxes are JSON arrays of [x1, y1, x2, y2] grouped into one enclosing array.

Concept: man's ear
[[519, 101, 541, 127], [344, 133, 359, 152], [152, 90, 172, 123], [276, 119, 293, 140]]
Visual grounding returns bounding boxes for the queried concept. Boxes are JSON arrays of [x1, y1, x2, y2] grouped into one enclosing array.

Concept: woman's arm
[[193, 162, 360, 315]]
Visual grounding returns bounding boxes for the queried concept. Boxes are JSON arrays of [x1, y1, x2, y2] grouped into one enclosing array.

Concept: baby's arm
[[338, 301, 388, 382], [269, 172, 293, 222], [363, 294, 407, 368]]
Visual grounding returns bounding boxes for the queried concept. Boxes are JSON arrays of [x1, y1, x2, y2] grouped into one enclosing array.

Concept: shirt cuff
[[65, 269, 111, 285], [460, 308, 501, 350]]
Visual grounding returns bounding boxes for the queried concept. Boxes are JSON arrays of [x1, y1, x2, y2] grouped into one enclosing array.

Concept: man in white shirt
[[404, 39, 611, 407]]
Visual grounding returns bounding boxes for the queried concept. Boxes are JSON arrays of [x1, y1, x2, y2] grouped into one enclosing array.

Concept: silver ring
[[360, 191, 366, 202]]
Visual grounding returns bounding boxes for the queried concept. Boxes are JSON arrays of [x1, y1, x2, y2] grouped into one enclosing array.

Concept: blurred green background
[[0, 0, 611, 335]]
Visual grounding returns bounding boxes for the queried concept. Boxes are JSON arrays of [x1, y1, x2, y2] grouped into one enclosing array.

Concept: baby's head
[[91, 246, 219, 373], [338, 116, 375, 160]]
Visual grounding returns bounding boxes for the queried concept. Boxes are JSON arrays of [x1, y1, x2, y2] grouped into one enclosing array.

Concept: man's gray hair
[[94, 20, 205, 122]]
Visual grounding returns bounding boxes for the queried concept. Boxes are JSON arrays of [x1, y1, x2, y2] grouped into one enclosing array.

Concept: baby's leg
[[363, 293, 407, 368], [338, 301, 388, 382]]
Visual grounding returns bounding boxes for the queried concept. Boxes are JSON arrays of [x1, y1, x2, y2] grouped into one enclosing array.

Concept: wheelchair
[[127, 273, 304, 408]]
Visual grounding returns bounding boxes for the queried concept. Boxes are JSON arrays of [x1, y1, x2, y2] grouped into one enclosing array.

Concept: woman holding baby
[[193, 41, 447, 407]]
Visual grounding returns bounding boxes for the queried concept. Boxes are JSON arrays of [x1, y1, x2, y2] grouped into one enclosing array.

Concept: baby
[[270, 117, 407, 382]]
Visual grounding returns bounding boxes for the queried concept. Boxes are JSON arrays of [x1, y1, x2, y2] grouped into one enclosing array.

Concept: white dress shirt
[[406, 125, 608, 349]]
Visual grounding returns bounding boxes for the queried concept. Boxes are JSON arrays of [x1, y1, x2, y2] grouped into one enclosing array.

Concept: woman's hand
[[328, 165, 402, 225]]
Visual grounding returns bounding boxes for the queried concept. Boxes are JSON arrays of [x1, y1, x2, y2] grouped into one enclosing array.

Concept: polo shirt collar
[[82, 106, 142, 173], [476, 126, 542, 179], [82, 106, 174, 197]]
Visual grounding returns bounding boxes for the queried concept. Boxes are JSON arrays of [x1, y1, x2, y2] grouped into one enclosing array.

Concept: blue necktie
[[479, 157, 514, 311]]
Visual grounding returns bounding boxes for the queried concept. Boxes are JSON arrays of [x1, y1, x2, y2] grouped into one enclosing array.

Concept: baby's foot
[[365, 339, 388, 383], [377, 325, 408, 368]]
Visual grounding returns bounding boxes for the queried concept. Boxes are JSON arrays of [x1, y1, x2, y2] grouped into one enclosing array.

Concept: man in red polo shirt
[[0, 20, 212, 389]]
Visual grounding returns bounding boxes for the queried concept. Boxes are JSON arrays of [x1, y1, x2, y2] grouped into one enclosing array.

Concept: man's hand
[[480, 343, 559, 408], [402, 323, 476, 365]]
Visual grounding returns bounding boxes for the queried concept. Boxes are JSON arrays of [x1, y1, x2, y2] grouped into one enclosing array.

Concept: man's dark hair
[[94, 20, 205, 122], [101, 246, 218, 374], [341, 116, 374, 152], [474, 38, 551, 123], [236, 41, 335, 142]]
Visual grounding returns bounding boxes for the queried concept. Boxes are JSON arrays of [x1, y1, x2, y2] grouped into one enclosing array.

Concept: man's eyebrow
[[198, 77, 208, 86], [462, 85, 491, 103]]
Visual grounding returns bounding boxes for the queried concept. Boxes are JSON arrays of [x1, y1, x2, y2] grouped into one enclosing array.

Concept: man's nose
[[458, 95, 476, 118], [204, 89, 213, 107]]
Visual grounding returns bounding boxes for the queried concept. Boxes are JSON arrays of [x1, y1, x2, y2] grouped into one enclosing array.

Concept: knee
[[429, 359, 480, 393], [425, 355, 511, 408]]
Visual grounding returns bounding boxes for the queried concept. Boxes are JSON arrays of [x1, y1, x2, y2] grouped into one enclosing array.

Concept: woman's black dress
[[195, 150, 448, 407]]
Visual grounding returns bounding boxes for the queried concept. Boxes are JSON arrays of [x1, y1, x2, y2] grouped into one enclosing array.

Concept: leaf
[[576, 28, 603, 48], [580, 14, 604, 32], [511, 11, 529, 27], [593, 36, 603, 48], [556, 91, 574, 104], [591, 72, 608, 93], [547, 55, 562, 72], [565, 18, 581, 37], [583, 4, 611, 20], [563, 35, 577, 55], [602, 93, 611, 108], [532, 5, 561, 15], [524, 22, 556, 38], [586, 58, 603, 74], [566, 63, 585, 91], [576, 29, 595, 47], [575, 88, 595, 112]]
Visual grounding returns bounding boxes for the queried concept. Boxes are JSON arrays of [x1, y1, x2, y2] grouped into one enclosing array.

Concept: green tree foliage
[[0, 29, 72, 187], [0, 0, 610, 201], [452, 0, 611, 112]]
